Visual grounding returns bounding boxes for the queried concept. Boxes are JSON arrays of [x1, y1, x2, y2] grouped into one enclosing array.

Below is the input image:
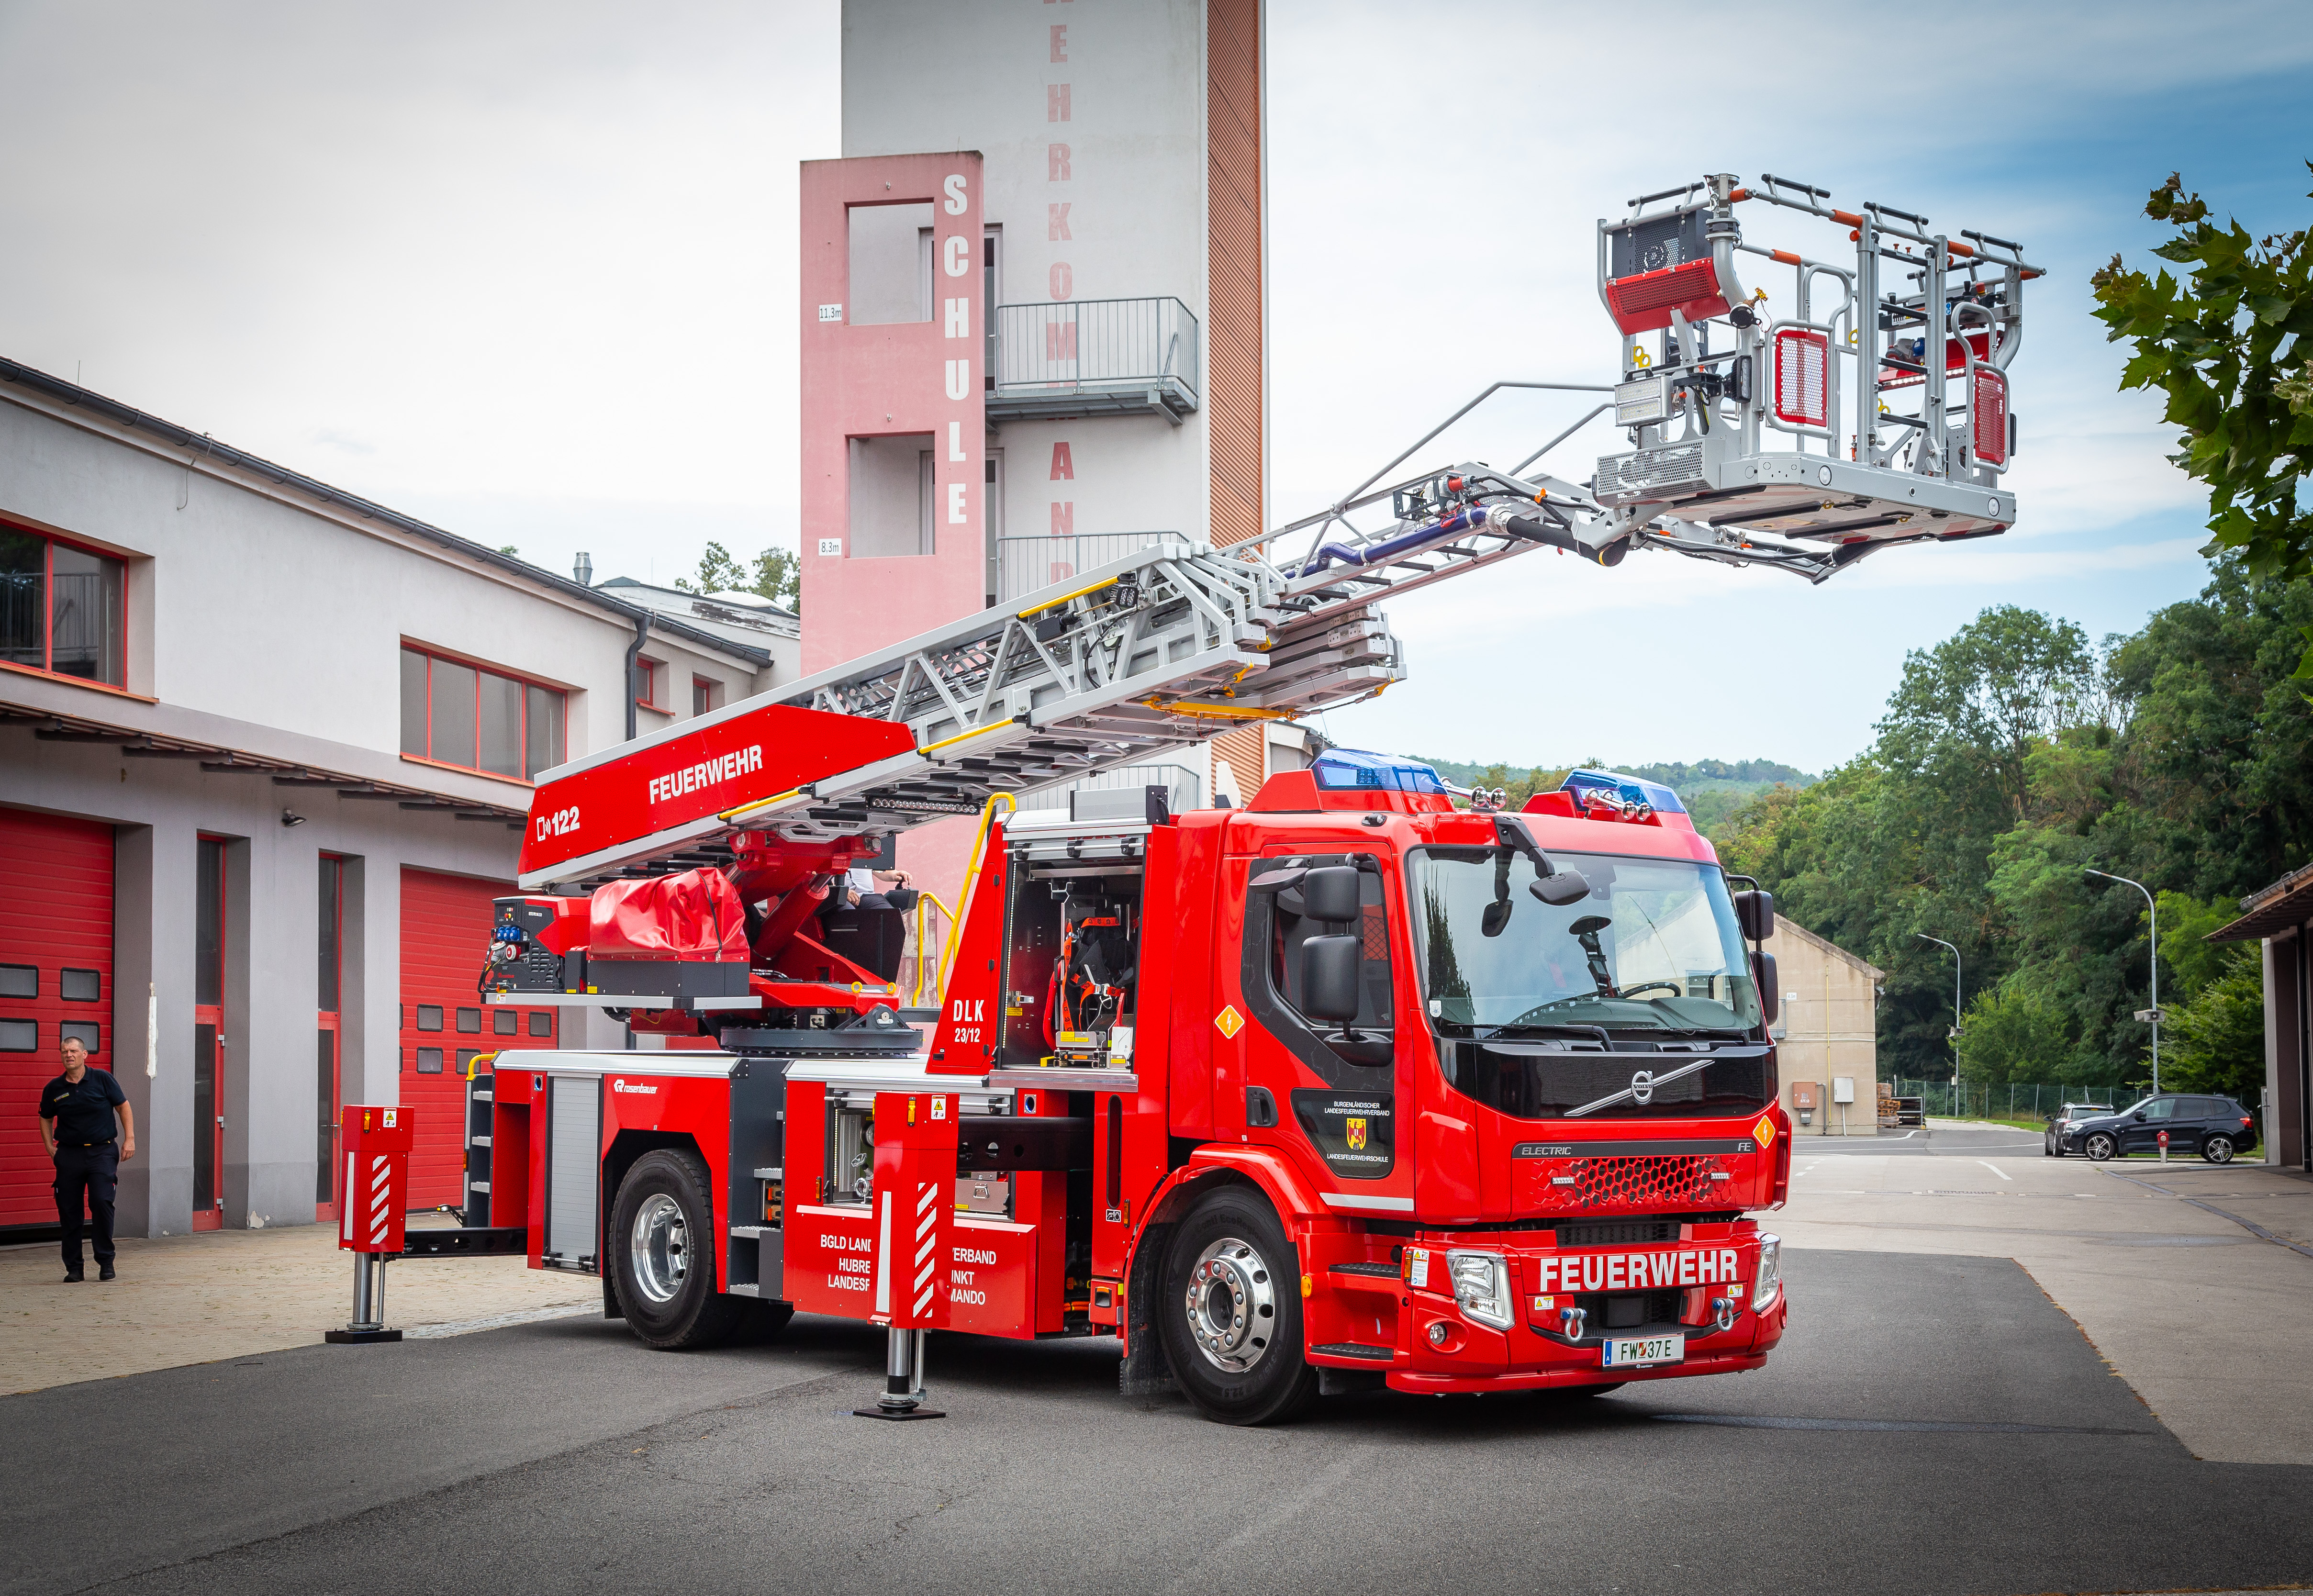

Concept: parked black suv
[[2053, 1094, 2259, 1163]]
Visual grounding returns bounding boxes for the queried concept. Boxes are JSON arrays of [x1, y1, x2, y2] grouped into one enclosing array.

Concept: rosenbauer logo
[[647, 745, 764, 806], [611, 1079, 659, 1095]]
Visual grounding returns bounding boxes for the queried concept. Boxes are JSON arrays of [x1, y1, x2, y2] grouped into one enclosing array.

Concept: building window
[[493, 1009, 518, 1035], [415, 1004, 443, 1032], [0, 964, 34, 999], [528, 1011, 555, 1038], [634, 657, 668, 712], [415, 1047, 444, 1074], [0, 1019, 34, 1051], [400, 646, 565, 780], [456, 1007, 481, 1034], [693, 676, 721, 716], [0, 524, 126, 687], [61, 1020, 100, 1056], [61, 968, 101, 1002]]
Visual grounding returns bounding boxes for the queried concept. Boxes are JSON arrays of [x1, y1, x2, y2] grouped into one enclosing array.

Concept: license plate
[[1601, 1333, 1684, 1368]]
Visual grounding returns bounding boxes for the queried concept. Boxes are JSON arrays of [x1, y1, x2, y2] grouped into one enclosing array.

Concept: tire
[[609, 1149, 745, 1350], [1159, 1186, 1318, 1426], [2042, 1133, 2056, 1157], [2083, 1132, 2117, 1163], [2203, 1135, 2235, 1165]]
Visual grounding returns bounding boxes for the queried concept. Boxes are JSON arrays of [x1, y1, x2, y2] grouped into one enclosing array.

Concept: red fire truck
[[441, 175, 2034, 1422], [467, 724, 1793, 1424]]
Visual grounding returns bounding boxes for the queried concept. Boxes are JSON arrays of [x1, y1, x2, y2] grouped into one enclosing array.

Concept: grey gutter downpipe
[[0, 357, 768, 671], [624, 614, 649, 741]]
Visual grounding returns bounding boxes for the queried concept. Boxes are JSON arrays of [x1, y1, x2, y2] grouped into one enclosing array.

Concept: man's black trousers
[[54, 1144, 118, 1269]]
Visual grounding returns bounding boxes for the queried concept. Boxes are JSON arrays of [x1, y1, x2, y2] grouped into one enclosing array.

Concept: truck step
[[1309, 1342, 1397, 1362]]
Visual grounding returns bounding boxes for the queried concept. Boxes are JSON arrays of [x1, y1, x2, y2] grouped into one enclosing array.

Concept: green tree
[[2160, 958, 2266, 1105], [675, 540, 801, 611], [1956, 981, 2072, 1088], [2091, 167, 2312, 652]]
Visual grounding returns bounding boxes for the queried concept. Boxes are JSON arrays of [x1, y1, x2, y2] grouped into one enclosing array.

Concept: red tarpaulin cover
[[589, 869, 749, 961]]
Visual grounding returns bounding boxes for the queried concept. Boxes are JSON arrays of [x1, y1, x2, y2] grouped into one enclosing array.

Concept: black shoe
[[63, 1270, 83, 1283], [99, 1264, 116, 1281]]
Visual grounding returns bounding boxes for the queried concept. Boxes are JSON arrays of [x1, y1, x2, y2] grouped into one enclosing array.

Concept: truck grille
[[1522, 1154, 1730, 1212], [1554, 1219, 1677, 1247]]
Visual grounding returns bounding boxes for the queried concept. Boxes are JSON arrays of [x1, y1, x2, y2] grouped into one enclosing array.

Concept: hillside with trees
[[1415, 756, 1816, 835]]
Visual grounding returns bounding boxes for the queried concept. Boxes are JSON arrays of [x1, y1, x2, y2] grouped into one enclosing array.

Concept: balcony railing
[[989, 298, 1200, 424], [994, 531, 1174, 605]]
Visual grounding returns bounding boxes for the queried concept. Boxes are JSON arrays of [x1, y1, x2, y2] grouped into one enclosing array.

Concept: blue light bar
[[1311, 749, 1448, 795], [1560, 768, 1687, 815]]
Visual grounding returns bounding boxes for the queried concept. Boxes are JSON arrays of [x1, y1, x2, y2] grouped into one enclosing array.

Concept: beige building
[[1770, 915, 1883, 1137]]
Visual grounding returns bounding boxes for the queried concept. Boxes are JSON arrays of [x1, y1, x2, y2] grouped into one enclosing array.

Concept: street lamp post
[[1915, 933, 1962, 1114], [2085, 869, 2158, 1094]]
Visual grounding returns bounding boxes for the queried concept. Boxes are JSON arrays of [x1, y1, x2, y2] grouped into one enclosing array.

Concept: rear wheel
[[1159, 1186, 1317, 1426], [2084, 1132, 2117, 1163], [610, 1149, 745, 1350], [2042, 1133, 2056, 1157], [2203, 1135, 2235, 1164]]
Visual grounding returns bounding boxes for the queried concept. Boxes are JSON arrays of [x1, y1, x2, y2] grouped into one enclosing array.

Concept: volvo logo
[[1629, 1070, 1656, 1105]]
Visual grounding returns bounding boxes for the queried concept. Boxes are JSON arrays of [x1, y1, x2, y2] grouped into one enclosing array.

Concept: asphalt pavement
[[1798, 1120, 2048, 1155], [5, 1247, 2308, 1596]]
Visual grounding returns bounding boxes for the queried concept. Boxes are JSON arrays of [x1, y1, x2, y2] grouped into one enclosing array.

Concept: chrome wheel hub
[[629, 1192, 689, 1304], [1183, 1236, 1276, 1373]]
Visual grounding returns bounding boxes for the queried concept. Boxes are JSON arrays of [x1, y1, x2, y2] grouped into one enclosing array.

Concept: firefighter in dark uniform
[[39, 1035, 135, 1282]]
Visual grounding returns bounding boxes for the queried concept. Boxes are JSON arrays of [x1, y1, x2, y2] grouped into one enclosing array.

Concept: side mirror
[[2133, 1111, 2146, 1122], [1481, 899, 1512, 938], [1734, 889, 1776, 941], [1752, 949, 1779, 1027], [1301, 936, 1362, 1023], [1302, 866, 1363, 923], [1530, 869, 1591, 907]]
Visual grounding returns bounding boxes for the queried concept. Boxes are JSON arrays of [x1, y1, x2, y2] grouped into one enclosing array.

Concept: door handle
[[216, 1116, 226, 1127]]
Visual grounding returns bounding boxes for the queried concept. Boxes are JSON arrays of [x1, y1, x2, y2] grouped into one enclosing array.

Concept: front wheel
[[2083, 1132, 2117, 1163], [610, 1149, 745, 1350], [1159, 1186, 1318, 1426], [2203, 1135, 2235, 1164], [2042, 1133, 2056, 1157]]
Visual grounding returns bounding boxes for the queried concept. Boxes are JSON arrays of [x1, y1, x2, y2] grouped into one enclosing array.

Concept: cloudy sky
[[3, 1, 2307, 774]]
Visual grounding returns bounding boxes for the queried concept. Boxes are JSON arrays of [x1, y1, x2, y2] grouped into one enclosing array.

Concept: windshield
[[1409, 848, 1761, 1035]]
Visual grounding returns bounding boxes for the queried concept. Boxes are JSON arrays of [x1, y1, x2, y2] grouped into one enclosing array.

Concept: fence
[[1891, 1079, 2128, 1123], [992, 297, 1200, 402], [995, 531, 1173, 604]]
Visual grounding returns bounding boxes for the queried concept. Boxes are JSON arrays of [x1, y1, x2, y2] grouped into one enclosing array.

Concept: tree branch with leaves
[[2092, 166, 2311, 669]]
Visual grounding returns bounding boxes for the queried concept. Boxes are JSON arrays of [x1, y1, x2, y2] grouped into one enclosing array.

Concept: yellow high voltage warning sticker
[[1214, 1005, 1244, 1038], [1752, 1114, 1777, 1148]]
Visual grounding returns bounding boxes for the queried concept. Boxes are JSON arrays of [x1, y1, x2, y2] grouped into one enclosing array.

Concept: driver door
[[2123, 1097, 2174, 1154]]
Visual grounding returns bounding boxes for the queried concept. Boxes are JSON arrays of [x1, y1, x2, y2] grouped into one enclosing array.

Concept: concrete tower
[[799, 1, 1282, 885]]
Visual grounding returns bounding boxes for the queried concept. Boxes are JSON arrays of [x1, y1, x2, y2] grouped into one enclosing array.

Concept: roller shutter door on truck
[[0, 809, 115, 1230], [399, 867, 558, 1206]]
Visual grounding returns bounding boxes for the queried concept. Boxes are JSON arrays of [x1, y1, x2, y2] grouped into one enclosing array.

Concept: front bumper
[[1314, 1223, 1787, 1394]]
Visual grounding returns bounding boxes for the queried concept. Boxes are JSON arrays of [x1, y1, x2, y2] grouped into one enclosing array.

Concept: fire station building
[[0, 360, 795, 1242]]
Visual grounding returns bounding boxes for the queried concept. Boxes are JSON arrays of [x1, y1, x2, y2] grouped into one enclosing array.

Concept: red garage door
[[399, 867, 560, 1206], [1, 809, 114, 1229]]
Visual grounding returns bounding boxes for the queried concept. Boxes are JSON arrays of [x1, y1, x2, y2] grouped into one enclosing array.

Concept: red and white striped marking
[[366, 1155, 392, 1248], [912, 1180, 940, 1320]]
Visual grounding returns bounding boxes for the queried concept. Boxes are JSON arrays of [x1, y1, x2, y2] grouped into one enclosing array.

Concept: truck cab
[[891, 750, 1791, 1419]]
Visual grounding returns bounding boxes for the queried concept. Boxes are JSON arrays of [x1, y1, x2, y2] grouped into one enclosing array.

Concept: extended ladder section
[[520, 172, 2037, 886]]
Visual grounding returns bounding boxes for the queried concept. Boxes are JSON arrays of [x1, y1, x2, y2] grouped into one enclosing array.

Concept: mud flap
[[1317, 1366, 1386, 1396], [1118, 1219, 1177, 1398]]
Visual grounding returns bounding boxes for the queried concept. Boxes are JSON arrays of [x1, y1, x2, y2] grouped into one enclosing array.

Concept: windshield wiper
[[1478, 1022, 1615, 1047]]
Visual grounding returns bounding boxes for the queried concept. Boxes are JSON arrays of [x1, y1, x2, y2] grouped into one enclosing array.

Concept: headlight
[[1752, 1233, 1782, 1313], [1445, 1249, 1512, 1330]]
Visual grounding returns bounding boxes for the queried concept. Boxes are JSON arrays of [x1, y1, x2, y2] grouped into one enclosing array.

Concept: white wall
[[845, 0, 1215, 546]]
